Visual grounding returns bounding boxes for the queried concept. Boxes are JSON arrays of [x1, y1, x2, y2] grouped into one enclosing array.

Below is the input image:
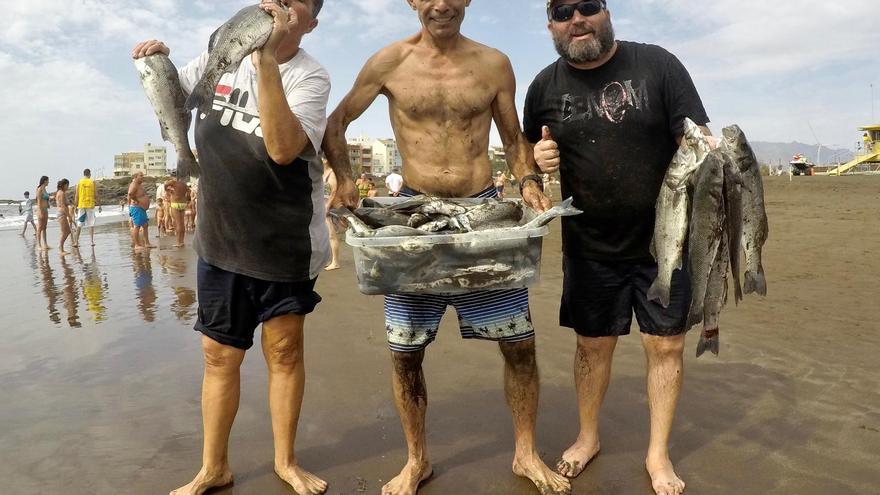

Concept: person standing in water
[[55, 179, 72, 255], [36, 176, 51, 251], [20, 191, 36, 237]]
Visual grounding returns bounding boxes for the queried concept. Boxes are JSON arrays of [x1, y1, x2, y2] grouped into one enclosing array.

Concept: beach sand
[[0, 176, 877, 494]]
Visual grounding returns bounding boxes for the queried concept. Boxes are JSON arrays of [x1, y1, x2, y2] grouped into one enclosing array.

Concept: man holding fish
[[132, 1, 355, 494], [323, 1, 569, 495], [525, 1, 714, 494]]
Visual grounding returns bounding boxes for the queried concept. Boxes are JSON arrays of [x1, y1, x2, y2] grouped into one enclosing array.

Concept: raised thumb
[[541, 125, 552, 141]]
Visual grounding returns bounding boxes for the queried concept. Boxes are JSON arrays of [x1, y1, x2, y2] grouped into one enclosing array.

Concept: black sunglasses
[[548, 0, 606, 23]]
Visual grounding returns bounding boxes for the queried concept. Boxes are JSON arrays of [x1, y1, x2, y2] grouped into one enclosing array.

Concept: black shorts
[[560, 255, 691, 337], [195, 259, 321, 350]]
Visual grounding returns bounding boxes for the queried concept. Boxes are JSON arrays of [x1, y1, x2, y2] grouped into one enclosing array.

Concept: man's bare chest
[[386, 62, 496, 121]]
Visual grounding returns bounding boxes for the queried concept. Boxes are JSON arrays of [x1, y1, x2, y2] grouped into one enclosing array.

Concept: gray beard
[[553, 20, 615, 64]]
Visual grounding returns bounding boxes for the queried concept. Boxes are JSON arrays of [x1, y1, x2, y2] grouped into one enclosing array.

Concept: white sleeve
[[177, 51, 210, 96], [285, 68, 331, 161]]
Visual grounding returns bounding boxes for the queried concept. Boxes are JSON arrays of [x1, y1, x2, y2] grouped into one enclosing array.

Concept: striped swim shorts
[[383, 184, 535, 352]]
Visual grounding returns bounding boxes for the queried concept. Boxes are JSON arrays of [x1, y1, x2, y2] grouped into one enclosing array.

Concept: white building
[[372, 139, 402, 176], [112, 143, 168, 177]]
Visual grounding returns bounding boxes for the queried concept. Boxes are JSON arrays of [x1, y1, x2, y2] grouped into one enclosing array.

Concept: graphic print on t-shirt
[[207, 84, 264, 138], [562, 79, 649, 124]]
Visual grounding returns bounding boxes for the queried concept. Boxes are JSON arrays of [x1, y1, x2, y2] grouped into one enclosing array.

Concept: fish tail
[[647, 278, 671, 308], [185, 78, 215, 113], [695, 334, 720, 358], [743, 267, 767, 296], [176, 149, 201, 179]]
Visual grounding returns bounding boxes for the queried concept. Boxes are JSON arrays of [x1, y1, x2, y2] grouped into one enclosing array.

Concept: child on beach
[[156, 198, 167, 237]]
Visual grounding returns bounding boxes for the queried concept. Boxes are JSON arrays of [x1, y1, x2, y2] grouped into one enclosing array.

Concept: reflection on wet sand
[[159, 254, 196, 322], [80, 248, 107, 322], [23, 223, 200, 328], [36, 250, 61, 325], [59, 254, 81, 328], [132, 250, 157, 322]]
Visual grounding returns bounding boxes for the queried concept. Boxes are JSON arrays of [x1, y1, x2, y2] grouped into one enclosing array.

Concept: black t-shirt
[[523, 41, 709, 261]]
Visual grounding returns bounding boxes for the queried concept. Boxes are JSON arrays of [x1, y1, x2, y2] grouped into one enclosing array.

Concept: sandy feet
[[646, 455, 685, 495], [513, 454, 571, 495], [382, 459, 432, 495], [324, 263, 341, 271], [169, 467, 233, 495], [556, 439, 600, 478], [274, 463, 328, 495]]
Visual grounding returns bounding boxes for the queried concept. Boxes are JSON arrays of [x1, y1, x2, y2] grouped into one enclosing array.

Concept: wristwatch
[[519, 174, 544, 195]]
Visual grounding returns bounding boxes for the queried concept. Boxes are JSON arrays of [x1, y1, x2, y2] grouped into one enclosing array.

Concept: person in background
[[494, 170, 506, 198], [323, 157, 342, 271], [73, 168, 98, 248], [156, 198, 168, 237], [356, 172, 370, 200], [20, 191, 36, 237], [36, 176, 51, 251], [367, 179, 378, 198], [55, 179, 72, 255], [385, 167, 403, 197]]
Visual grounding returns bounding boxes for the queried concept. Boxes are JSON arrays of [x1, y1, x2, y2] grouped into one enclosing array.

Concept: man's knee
[[264, 333, 303, 369], [576, 334, 617, 356], [499, 339, 536, 375], [391, 349, 424, 374], [643, 334, 685, 358], [202, 336, 244, 371]]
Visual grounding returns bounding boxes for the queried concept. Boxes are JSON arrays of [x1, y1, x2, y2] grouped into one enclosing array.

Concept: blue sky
[[1, 0, 878, 198]]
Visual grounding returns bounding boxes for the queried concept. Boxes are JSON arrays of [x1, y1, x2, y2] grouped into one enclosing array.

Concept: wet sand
[[0, 176, 878, 494]]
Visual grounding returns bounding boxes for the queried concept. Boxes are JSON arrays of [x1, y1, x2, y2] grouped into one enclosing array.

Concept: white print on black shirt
[[201, 85, 264, 138], [562, 79, 649, 124]]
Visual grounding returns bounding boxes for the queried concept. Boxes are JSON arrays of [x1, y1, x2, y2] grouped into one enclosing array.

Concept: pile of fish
[[333, 197, 582, 295], [649, 119, 768, 358], [331, 196, 582, 238]]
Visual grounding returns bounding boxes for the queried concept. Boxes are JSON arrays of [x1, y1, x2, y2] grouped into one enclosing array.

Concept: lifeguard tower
[[822, 125, 880, 175]]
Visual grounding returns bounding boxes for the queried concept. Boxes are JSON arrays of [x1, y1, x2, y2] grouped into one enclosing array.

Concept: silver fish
[[719, 150, 744, 304], [648, 141, 700, 307], [723, 125, 769, 296], [686, 151, 725, 328], [329, 208, 372, 235], [415, 199, 468, 217], [185, 1, 282, 113], [520, 197, 583, 229], [698, 223, 729, 358], [134, 54, 200, 179], [368, 225, 430, 237], [453, 200, 522, 232], [354, 207, 411, 228]]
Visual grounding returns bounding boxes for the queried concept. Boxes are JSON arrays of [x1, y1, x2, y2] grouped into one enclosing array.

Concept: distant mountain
[[750, 141, 854, 167]]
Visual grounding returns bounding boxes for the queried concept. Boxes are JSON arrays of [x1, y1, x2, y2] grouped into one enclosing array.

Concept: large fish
[[723, 125, 769, 296], [354, 207, 411, 228], [134, 53, 200, 179], [719, 150, 744, 304], [648, 119, 712, 307], [698, 223, 730, 357], [520, 197, 583, 229], [185, 1, 282, 113], [686, 151, 726, 328], [453, 200, 522, 232]]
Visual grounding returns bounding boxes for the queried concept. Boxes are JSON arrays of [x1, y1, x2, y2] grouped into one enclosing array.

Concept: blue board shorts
[[129, 205, 148, 227], [195, 259, 321, 350], [384, 184, 535, 352], [560, 255, 692, 337]]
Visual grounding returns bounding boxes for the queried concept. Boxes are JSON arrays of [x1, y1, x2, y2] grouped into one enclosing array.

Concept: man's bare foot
[[169, 466, 233, 495], [174, 243, 184, 248], [275, 463, 328, 494], [513, 453, 571, 495], [324, 263, 340, 271], [59, 250, 69, 256], [382, 459, 432, 495], [646, 455, 685, 495], [556, 439, 600, 478]]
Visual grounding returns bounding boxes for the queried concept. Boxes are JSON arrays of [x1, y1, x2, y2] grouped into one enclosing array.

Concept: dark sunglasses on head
[[548, 0, 606, 23]]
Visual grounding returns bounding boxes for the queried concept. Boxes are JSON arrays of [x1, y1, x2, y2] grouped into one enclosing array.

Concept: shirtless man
[[323, 2, 567, 494], [164, 174, 190, 247], [127, 171, 153, 249]]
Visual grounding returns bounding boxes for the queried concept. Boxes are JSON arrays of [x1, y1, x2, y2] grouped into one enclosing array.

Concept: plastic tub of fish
[[341, 197, 579, 295]]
